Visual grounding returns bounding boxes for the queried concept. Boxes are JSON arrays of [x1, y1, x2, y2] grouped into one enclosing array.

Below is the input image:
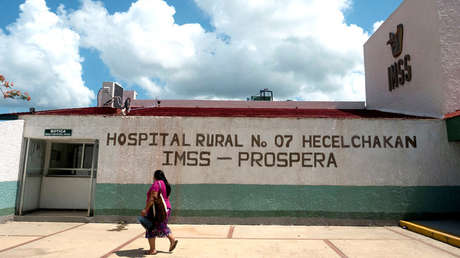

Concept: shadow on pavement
[[114, 248, 145, 257], [114, 248, 170, 257], [107, 223, 128, 232], [411, 220, 460, 237]]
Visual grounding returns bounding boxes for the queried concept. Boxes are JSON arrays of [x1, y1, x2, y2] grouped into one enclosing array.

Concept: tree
[[0, 74, 30, 101]]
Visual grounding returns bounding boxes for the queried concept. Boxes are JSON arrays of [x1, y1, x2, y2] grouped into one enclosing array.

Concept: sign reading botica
[[386, 24, 412, 91], [44, 129, 72, 136]]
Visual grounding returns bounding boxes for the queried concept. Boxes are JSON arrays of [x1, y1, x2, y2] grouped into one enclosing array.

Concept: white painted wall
[[365, 0, 460, 118], [439, 0, 460, 115], [0, 120, 24, 182], [22, 176, 41, 211], [39, 177, 91, 209], [20, 115, 460, 187]]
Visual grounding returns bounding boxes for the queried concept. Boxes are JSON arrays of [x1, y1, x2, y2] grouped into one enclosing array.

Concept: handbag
[[152, 181, 168, 222], [138, 214, 154, 231]]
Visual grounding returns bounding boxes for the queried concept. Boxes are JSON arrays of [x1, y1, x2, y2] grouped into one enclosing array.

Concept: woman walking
[[139, 170, 178, 255]]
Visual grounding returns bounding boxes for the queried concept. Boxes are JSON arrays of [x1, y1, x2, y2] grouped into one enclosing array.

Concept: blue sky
[[0, 0, 403, 113]]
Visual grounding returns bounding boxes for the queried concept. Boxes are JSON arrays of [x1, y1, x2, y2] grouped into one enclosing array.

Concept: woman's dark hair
[[154, 170, 171, 197]]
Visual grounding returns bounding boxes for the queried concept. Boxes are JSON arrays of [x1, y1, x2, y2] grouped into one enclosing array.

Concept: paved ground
[[0, 222, 459, 257]]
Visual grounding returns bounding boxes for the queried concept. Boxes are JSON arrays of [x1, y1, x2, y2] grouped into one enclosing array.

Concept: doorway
[[18, 139, 99, 217]]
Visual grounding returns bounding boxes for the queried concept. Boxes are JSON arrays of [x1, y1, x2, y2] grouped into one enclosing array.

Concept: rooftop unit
[[250, 89, 273, 101], [97, 82, 124, 108]]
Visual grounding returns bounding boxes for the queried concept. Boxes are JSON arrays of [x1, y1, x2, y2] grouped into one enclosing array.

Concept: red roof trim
[[5, 106, 431, 119], [10, 107, 120, 116], [127, 107, 420, 118], [444, 110, 460, 119]]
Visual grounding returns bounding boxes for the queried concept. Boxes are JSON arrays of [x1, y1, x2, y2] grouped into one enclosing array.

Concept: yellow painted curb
[[400, 220, 460, 248]]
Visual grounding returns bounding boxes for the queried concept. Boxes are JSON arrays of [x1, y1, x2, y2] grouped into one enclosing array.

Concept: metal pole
[[37, 141, 51, 209], [80, 144, 85, 170], [18, 138, 30, 216]]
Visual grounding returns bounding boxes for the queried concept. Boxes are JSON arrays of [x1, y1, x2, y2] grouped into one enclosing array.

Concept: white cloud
[[373, 20, 384, 33], [68, 0, 369, 101], [0, 0, 94, 109], [69, 0, 204, 86], [1, 0, 371, 108]]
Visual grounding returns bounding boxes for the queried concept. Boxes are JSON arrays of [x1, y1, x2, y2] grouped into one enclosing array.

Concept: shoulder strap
[[158, 180, 163, 198]]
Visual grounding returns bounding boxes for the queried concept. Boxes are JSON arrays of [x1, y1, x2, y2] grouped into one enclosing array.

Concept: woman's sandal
[[169, 240, 178, 252], [144, 250, 157, 255]]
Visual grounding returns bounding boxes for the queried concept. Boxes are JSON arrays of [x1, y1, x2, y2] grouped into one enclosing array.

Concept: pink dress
[[145, 180, 172, 238], [147, 180, 171, 209]]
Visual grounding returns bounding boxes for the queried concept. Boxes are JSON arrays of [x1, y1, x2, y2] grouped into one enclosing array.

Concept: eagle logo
[[386, 24, 404, 58]]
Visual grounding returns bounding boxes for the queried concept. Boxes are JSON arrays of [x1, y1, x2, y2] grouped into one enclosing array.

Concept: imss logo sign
[[386, 24, 412, 92]]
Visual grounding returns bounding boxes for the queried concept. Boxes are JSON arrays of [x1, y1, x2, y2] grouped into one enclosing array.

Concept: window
[[26, 140, 46, 177], [47, 143, 95, 177]]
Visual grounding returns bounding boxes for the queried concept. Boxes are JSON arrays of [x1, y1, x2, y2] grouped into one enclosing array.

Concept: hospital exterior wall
[[21, 115, 460, 220], [365, 0, 460, 118], [0, 120, 24, 217], [439, 0, 460, 115]]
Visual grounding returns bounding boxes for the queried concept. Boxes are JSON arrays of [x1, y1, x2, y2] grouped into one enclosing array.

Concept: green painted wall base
[[94, 184, 460, 220], [0, 208, 15, 217], [446, 116, 460, 141], [0, 181, 18, 216]]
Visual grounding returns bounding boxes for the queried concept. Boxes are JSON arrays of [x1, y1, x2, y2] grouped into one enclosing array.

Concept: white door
[[19, 139, 46, 214]]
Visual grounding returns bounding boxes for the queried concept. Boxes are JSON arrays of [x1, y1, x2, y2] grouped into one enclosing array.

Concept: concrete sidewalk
[[0, 222, 459, 258]]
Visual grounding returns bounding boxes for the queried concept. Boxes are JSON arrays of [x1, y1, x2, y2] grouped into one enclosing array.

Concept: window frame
[[45, 140, 97, 178]]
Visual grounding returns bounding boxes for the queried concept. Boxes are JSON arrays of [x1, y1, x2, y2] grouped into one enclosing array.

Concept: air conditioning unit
[[97, 82, 123, 108]]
